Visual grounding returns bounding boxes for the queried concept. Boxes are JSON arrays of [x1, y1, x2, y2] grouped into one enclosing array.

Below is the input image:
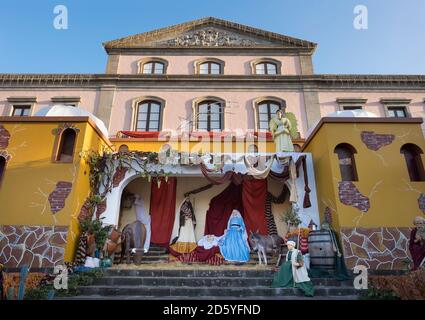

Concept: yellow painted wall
[[302, 125, 341, 229], [304, 121, 425, 229], [63, 123, 113, 262], [0, 119, 112, 262]]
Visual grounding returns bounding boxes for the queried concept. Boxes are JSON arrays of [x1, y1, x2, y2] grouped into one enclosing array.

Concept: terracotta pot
[[104, 240, 119, 256], [109, 229, 121, 243], [86, 233, 96, 257]]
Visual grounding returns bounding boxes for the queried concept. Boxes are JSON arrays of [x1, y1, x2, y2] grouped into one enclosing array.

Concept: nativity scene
[[79, 149, 321, 274]]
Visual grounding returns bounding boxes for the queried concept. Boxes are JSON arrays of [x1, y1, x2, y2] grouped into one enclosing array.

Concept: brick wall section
[[0, 124, 11, 149], [338, 181, 370, 212], [419, 193, 425, 214], [360, 131, 395, 151], [96, 198, 107, 219], [78, 198, 92, 222], [112, 167, 128, 187], [48, 181, 72, 214]]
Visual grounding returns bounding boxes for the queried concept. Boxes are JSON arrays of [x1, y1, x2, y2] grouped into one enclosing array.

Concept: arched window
[[194, 58, 224, 75], [0, 156, 6, 184], [256, 100, 284, 131], [118, 144, 129, 153], [334, 143, 358, 181], [400, 144, 425, 181], [251, 58, 282, 75], [199, 61, 221, 75], [141, 61, 165, 74], [196, 100, 223, 131], [56, 128, 77, 162], [255, 62, 277, 75], [135, 100, 162, 132]]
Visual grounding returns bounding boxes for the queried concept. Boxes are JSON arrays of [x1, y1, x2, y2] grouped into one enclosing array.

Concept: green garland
[[79, 149, 170, 223]]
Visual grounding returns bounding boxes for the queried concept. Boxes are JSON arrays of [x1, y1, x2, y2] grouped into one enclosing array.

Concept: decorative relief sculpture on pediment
[[160, 28, 258, 47]]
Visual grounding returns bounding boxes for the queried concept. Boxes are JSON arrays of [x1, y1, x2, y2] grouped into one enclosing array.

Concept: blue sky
[[0, 0, 424, 74]]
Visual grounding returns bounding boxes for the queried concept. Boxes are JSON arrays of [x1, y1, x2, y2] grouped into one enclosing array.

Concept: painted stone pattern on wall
[[48, 181, 72, 214], [112, 166, 128, 187], [341, 227, 411, 270], [360, 131, 395, 151], [0, 225, 68, 268], [78, 198, 92, 222], [96, 199, 107, 219], [0, 124, 11, 149], [338, 181, 370, 212], [418, 193, 425, 214]]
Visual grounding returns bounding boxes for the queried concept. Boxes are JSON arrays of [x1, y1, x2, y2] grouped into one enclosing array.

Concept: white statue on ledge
[[269, 109, 294, 152]]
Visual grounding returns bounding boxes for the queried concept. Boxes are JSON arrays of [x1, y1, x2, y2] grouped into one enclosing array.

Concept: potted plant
[[281, 204, 302, 232], [80, 218, 113, 260]]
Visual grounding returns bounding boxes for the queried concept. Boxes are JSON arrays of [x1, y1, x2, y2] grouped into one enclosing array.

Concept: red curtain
[[204, 183, 243, 236], [150, 177, 177, 247], [242, 179, 268, 235], [204, 180, 268, 237]]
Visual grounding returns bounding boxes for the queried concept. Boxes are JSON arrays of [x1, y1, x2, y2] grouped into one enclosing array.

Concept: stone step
[[59, 294, 359, 300], [113, 247, 167, 254], [77, 285, 359, 297], [104, 269, 276, 278], [124, 255, 170, 260], [115, 253, 278, 260], [102, 268, 345, 280], [93, 276, 352, 287], [114, 260, 279, 266], [146, 246, 167, 252], [114, 261, 171, 266], [113, 256, 170, 264]]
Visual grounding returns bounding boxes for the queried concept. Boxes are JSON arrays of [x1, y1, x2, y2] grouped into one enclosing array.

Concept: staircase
[[113, 245, 169, 264], [72, 269, 359, 300], [114, 245, 284, 265], [74, 246, 360, 300]]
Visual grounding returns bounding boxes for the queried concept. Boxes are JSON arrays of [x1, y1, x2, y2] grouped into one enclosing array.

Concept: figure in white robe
[[133, 194, 151, 253], [170, 198, 197, 254], [269, 109, 294, 152]]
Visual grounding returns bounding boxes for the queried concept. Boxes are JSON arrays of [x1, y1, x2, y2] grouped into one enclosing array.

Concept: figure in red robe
[[409, 216, 425, 270]]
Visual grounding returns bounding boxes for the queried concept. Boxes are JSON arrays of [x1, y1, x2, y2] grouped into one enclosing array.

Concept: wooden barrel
[[308, 230, 336, 270]]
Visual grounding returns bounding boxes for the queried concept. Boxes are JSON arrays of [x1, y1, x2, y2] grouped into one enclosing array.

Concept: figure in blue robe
[[219, 210, 251, 263]]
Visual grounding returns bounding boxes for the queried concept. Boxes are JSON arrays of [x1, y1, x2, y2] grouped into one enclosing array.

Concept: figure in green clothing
[[271, 240, 314, 297]]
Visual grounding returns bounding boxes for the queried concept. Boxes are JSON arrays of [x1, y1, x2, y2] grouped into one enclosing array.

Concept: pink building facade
[[0, 17, 424, 138]]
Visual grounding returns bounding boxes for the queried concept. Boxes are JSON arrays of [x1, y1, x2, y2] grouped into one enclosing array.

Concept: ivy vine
[[79, 148, 169, 221]]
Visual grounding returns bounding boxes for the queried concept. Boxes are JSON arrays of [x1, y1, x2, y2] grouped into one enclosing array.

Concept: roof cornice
[[103, 17, 317, 53], [104, 46, 316, 55], [1, 74, 425, 88]]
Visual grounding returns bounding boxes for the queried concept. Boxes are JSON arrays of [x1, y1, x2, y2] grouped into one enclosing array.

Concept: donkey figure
[[120, 220, 146, 264], [249, 231, 284, 265]]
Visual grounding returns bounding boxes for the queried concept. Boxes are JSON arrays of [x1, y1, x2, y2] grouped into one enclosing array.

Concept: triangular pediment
[[103, 17, 316, 50]]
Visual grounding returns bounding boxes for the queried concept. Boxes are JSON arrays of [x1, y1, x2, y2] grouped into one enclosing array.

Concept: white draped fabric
[[134, 196, 151, 251]]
